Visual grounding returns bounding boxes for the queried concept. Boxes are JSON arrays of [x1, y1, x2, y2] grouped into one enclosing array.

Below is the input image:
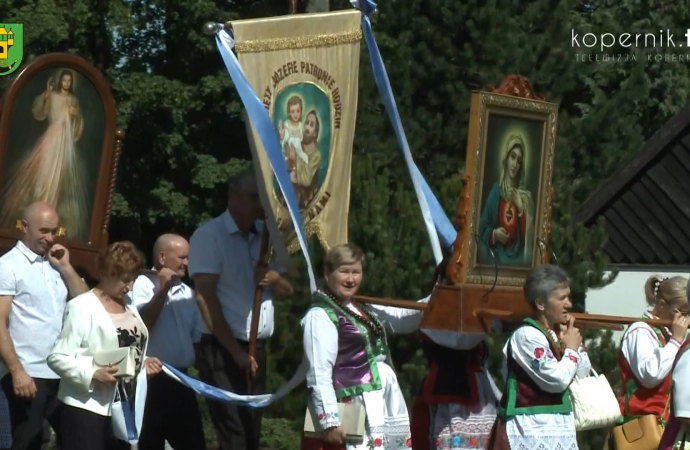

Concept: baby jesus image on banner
[[478, 116, 544, 268]]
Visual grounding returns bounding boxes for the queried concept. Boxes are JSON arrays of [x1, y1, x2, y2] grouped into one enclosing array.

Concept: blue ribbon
[[215, 29, 316, 292], [353, 0, 456, 256]]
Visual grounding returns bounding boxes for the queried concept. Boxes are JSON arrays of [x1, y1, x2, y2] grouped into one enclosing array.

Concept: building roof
[[573, 101, 690, 266]]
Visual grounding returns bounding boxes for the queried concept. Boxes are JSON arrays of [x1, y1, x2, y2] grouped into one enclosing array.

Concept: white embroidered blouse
[[620, 312, 681, 388], [501, 325, 590, 450], [302, 297, 428, 430]]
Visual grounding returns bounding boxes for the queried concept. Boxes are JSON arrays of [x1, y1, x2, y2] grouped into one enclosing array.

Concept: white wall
[[584, 268, 690, 341]]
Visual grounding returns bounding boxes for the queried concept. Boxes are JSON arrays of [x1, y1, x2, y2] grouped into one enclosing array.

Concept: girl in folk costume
[[411, 258, 500, 450], [616, 275, 689, 434], [301, 243, 428, 450], [659, 280, 690, 450], [487, 264, 591, 450]]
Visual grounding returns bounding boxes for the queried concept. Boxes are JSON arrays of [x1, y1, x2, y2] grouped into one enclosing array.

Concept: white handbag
[[93, 347, 136, 378], [569, 368, 621, 431]]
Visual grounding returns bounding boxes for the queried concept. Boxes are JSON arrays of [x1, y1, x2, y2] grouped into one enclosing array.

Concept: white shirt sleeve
[[130, 275, 155, 310], [672, 349, 690, 418], [368, 296, 429, 335], [188, 227, 222, 277], [576, 345, 592, 379], [0, 260, 16, 296], [507, 326, 580, 393], [621, 322, 680, 389], [303, 307, 340, 429], [47, 302, 96, 393]]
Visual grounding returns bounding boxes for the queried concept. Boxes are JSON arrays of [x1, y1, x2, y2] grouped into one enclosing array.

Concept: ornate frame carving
[[452, 88, 558, 287], [0, 53, 123, 278]]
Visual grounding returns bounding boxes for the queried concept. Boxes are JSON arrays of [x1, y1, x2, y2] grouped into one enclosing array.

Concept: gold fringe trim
[[285, 221, 331, 254], [235, 29, 362, 53]]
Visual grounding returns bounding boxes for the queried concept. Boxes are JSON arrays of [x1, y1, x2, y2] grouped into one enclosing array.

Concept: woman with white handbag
[[300, 243, 427, 450], [486, 264, 591, 450], [47, 241, 164, 450], [611, 275, 689, 450]]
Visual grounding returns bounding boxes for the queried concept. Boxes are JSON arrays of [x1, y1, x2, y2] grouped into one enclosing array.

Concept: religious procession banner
[[232, 10, 361, 253]]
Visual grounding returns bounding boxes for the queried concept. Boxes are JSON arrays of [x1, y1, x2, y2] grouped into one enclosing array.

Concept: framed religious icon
[[459, 89, 558, 287], [0, 53, 123, 278]]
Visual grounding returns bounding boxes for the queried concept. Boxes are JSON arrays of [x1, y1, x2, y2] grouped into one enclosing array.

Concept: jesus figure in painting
[[478, 133, 535, 267], [0, 69, 88, 239]]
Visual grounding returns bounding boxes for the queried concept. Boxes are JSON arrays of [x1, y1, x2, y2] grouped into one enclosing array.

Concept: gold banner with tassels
[[232, 10, 361, 253]]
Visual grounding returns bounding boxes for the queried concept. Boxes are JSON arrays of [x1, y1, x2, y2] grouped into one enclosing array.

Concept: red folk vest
[[618, 323, 672, 421]]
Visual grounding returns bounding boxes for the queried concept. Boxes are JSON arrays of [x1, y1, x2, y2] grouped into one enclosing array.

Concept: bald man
[[130, 233, 205, 450], [0, 201, 88, 450]]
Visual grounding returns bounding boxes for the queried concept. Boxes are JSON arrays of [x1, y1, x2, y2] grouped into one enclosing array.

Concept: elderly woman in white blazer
[[48, 241, 163, 450]]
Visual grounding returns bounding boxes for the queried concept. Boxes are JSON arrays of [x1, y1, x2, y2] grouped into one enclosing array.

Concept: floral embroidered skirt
[[301, 432, 412, 449]]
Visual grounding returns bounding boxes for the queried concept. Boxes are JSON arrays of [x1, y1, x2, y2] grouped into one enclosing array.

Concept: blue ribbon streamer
[[353, 0, 456, 254], [215, 29, 317, 292]]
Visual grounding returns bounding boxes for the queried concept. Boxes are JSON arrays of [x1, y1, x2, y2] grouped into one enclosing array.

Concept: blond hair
[[323, 243, 364, 273], [644, 274, 688, 307]]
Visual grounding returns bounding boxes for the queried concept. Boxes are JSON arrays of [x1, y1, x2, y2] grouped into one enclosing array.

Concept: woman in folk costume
[[617, 276, 689, 426], [301, 243, 428, 450], [659, 278, 690, 449], [411, 257, 500, 450], [487, 264, 591, 450]]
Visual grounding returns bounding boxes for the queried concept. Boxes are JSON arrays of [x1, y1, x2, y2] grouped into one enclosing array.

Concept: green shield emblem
[[0, 23, 23, 76]]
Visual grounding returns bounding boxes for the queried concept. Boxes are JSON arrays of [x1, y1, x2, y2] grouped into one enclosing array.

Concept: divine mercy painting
[[0, 67, 105, 239]]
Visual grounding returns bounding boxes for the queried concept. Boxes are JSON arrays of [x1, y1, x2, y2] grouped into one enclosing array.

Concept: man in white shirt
[[189, 169, 294, 450], [0, 201, 88, 450], [130, 233, 205, 450]]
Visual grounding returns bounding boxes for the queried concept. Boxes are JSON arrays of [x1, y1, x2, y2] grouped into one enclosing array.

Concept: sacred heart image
[[272, 82, 332, 211], [476, 114, 545, 269]]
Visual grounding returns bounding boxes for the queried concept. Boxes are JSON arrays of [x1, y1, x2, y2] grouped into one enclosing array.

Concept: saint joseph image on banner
[[478, 115, 544, 268]]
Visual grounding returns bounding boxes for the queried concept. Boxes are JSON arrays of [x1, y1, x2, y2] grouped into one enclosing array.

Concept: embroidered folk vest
[[310, 291, 387, 399], [498, 318, 572, 418], [618, 319, 672, 422]]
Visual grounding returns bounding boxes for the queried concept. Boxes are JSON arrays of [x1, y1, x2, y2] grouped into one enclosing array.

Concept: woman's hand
[[322, 426, 346, 446], [93, 366, 118, 385], [671, 312, 690, 343], [560, 316, 582, 351], [143, 357, 163, 377]]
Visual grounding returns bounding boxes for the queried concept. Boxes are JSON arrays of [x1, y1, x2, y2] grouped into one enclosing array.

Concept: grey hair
[[227, 168, 257, 196], [523, 264, 570, 309]]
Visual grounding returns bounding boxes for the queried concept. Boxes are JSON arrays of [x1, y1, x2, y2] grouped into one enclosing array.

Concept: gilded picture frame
[[0, 53, 123, 279], [461, 91, 558, 287]]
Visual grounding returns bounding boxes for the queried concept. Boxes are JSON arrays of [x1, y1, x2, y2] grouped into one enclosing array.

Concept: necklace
[[535, 317, 564, 360], [322, 289, 386, 339]]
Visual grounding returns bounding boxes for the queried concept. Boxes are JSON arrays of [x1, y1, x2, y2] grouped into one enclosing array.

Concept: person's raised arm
[[131, 273, 174, 330], [0, 261, 35, 398], [510, 325, 580, 393], [47, 244, 88, 299], [368, 296, 429, 335]]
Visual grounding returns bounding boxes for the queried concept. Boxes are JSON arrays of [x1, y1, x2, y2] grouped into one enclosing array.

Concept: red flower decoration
[[569, 354, 579, 363], [374, 437, 383, 447], [534, 347, 546, 359], [436, 438, 442, 446], [318, 413, 324, 420], [470, 437, 477, 446], [406, 438, 412, 447]]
